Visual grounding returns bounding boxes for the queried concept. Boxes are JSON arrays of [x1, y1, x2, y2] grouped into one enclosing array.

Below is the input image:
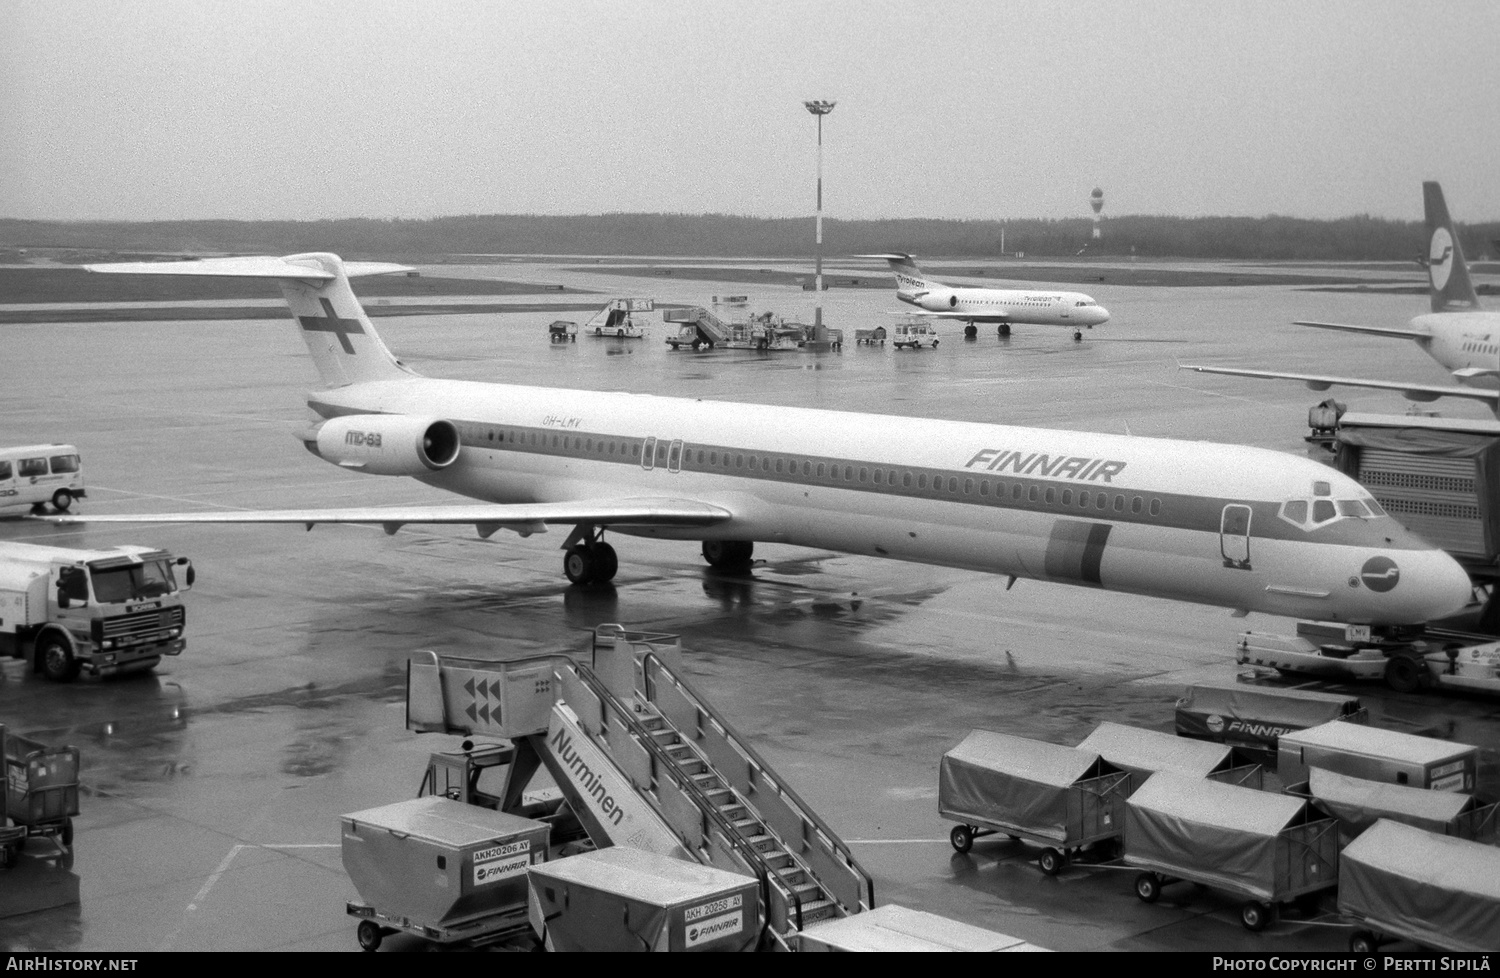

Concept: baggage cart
[[795, 904, 1047, 952], [1289, 768, 1498, 845], [1277, 720, 1477, 791], [3, 731, 79, 858], [527, 847, 763, 952], [939, 729, 1130, 875], [1339, 819, 1500, 953], [1175, 683, 1366, 763], [1076, 721, 1262, 793], [341, 796, 549, 951], [0, 725, 26, 868], [1124, 772, 1339, 931]]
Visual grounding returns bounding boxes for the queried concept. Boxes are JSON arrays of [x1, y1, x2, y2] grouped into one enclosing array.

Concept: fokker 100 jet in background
[[862, 253, 1110, 341], [1183, 182, 1500, 415], [51, 252, 1468, 628]]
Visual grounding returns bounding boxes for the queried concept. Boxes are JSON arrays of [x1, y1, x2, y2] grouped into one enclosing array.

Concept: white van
[[0, 445, 87, 515]]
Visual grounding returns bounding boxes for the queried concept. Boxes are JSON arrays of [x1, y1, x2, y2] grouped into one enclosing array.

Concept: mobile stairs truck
[[402, 625, 876, 951], [0, 540, 194, 682]]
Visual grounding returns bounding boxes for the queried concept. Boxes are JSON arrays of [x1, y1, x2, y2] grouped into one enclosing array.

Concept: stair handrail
[[641, 651, 876, 912], [562, 660, 806, 935]]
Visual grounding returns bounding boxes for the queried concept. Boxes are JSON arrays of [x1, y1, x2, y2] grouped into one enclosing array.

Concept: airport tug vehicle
[[0, 540, 194, 682]]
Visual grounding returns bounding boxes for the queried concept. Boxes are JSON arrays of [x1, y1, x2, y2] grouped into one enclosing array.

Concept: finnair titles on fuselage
[[61, 253, 1470, 629]]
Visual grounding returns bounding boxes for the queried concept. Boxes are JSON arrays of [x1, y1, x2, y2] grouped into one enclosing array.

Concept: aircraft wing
[[43, 497, 733, 537], [85, 256, 413, 279], [1179, 364, 1500, 409], [1294, 320, 1428, 340]]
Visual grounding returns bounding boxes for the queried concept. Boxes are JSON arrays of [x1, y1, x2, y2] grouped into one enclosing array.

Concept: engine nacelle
[[313, 415, 460, 476]]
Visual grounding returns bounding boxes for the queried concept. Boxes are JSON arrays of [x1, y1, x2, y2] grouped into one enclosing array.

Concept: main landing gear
[[562, 525, 618, 586], [702, 540, 754, 570], [996, 323, 1011, 338], [964, 324, 978, 339]]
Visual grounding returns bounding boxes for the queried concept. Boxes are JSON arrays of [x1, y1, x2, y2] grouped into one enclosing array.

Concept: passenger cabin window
[[0, 462, 10, 480], [17, 458, 46, 477]]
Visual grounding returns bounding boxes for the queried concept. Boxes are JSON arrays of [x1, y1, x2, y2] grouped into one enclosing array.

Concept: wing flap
[[1180, 364, 1500, 408], [44, 497, 733, 532]]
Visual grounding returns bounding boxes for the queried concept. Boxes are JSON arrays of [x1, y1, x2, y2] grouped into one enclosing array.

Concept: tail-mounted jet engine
[[311, 415, 460, 475]]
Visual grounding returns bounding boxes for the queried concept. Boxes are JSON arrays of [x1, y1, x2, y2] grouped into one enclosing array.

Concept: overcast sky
[[3, 0, 1497, 223]]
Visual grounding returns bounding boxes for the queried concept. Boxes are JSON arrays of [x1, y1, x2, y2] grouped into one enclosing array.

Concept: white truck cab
[[0, 540, 194, 681]]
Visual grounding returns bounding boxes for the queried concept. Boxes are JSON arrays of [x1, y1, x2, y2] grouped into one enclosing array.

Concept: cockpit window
[[1280, 492, 1386, 531]]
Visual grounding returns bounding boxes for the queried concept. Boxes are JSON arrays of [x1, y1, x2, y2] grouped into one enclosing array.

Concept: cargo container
[[527, 847, 763, 952], [341, 796, 548, 951], [1076, 721, 1262, 792], [1276, 721, 1477, 791], [1175, 683, 1366, 761]]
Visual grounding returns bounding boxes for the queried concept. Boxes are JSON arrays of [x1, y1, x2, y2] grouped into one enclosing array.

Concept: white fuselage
[[309, 377, 1469, 626], [898, 284, 1110, 327], [1415, 311, 1500, 389]]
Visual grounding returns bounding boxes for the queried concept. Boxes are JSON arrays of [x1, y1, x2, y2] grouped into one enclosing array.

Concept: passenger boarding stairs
[[662, 305, 735, 347], [405, 626, 874, 949]]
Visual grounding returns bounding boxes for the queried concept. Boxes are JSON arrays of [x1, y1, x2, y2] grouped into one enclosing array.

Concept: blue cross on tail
[[298, 297, 364, 354]]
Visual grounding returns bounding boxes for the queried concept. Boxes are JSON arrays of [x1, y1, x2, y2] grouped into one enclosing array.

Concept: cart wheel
[[357, 920, 383, 952], [1134, 872, 1162, 903], [61, 818, 73, 848], [1349, 930, 1378, 954], [949, 824, 973, 854], [1038, 848, 1066, 876], [1240, 900, 1272, 932]]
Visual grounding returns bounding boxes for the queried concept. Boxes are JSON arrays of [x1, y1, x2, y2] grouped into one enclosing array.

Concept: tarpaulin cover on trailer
[[1338, 819, 1500, 953], [1308, 768, 1478, 840], [1076, 721, 1258, 790], [938, 729, 1118, 843], [1175, 684, 1362, 741], [1124, 772, 1317, 901]]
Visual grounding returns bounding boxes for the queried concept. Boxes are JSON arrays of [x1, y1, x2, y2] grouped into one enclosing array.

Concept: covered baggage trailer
[[1339, 819, 1500, 953], [526, 847, 763, 952], [794, 904, 1047, 952], [1277, 720, 1477, 792], [1076, 721, 1262, 793], [0, 725, 27, 868], [939, 729, 1130, 875], [1290, 768, 1498, 845], [1175, 683, 1366, 762], [341, 796, 549, 951], [1124, 772, 1339, 931], [3, 732, 79, 858]]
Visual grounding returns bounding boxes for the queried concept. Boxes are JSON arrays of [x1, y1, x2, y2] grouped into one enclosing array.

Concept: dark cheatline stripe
[[1044, 520, 1112, 585]]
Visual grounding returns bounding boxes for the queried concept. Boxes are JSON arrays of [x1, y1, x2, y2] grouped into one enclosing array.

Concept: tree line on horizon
[[2, 212, 1496, 262]]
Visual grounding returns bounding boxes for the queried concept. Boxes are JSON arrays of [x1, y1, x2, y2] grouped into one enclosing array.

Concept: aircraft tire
[[51, 490, 73, 512], [564, 545, 597, 586], [357, 920, 384, 952], [702, 540, 754, 568], [1074, 330, 1083, 342], [964, 324, 977, 338], [998, 323, 1011, 337], [593, 543, 618, 583]]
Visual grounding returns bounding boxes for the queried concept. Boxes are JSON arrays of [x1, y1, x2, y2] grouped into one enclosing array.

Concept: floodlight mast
[[804, 100, 835, 346]]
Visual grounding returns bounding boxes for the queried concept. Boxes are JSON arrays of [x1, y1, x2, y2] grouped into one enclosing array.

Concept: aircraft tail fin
[[1423, 182, 1481, 313], [859, 252, 943, 295], [85, 253, 417, 388]]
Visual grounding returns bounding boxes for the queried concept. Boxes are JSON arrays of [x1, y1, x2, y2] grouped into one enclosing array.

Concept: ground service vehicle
[[0, 445, 86, 515], [0, 541, 193, 682]]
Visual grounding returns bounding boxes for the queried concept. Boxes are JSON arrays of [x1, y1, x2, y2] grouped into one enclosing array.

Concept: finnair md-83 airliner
[[1184, 183, 1500, 414], [863, 253, 1111, 340], [56, 253, 1469, 627]]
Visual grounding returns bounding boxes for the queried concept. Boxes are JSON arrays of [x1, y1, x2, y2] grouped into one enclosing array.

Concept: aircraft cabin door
[[666, 440, 683, 473], [1220, 504, 1252, 570], [641, 436, 656, 471]]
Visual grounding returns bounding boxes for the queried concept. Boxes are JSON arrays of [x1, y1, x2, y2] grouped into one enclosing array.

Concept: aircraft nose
[[1091, 305, 1111, 325], [1387, 548, 1472, 624]]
